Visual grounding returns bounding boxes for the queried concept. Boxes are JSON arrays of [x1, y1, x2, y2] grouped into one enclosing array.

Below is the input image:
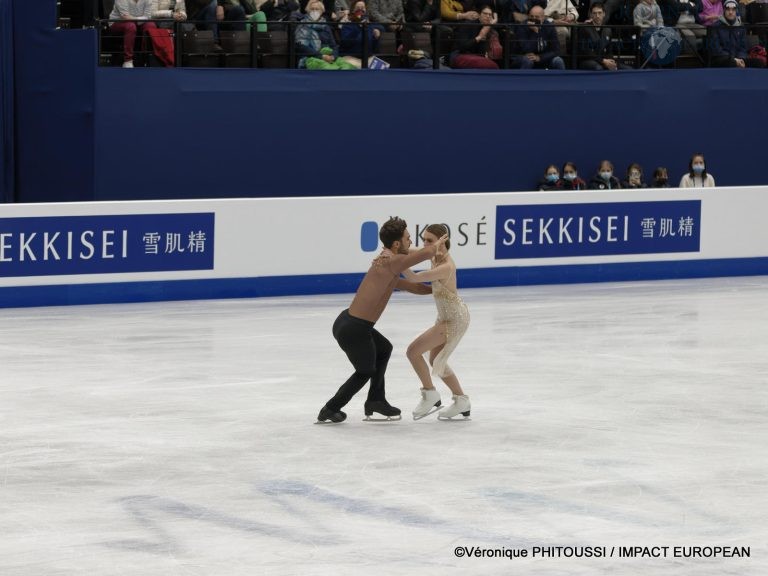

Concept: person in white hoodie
[[110, 0, 157, 67]]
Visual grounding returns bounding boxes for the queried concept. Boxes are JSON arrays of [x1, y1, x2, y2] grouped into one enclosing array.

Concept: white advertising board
[[1, 187, 766, 307]]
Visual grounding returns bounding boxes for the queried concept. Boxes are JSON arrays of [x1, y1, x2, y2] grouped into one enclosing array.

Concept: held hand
[[435, 234, 450, 250]]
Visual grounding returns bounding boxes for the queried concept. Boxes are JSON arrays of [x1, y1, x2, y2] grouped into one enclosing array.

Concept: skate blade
[[437, 414, 471, 421], [314, 420, 344, 425], [412, 406, 443, 421], [363, 415, 403, 422]]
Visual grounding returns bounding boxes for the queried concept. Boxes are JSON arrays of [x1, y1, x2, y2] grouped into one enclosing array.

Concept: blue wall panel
[[13, 0, 95, 203], [92, 68, 768, 200], [0, 0, 13, 203]]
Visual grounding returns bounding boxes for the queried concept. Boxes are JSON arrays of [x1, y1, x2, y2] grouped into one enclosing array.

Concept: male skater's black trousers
[[326, 309, 392, 411]]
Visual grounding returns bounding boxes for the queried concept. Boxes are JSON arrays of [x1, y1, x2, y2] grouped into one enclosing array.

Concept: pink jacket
[[699, 0, 723, 26]]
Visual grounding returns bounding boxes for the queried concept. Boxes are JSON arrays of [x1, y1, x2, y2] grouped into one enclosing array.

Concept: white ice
[[1, 277, 767, 576]]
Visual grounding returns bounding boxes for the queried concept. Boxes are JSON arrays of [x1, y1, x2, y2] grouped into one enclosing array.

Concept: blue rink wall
[[5, 0, 768, 204]]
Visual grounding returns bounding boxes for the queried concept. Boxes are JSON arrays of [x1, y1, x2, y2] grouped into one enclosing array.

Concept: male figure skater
[[317, 217, 448, 423]]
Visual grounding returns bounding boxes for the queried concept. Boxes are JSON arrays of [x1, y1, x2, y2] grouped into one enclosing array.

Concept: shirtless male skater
[[317, 217, 448, 423]]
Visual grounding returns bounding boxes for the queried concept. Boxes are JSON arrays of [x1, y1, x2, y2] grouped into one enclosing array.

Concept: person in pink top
[[698, 0, 724, 26]]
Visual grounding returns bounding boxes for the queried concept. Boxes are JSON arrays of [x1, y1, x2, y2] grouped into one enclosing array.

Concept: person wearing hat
[[710, 0, 766, 67]]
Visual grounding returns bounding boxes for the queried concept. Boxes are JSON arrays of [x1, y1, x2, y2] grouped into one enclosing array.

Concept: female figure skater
[[403, 224, 471, 420]]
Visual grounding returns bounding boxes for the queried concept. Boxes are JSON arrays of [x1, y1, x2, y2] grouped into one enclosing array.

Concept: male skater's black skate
[[316, 405, 347, 424], [363, 400, 402, 422]]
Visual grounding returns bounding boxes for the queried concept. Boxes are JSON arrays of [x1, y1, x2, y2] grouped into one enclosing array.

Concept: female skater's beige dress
[[430, 264, 470, 378]]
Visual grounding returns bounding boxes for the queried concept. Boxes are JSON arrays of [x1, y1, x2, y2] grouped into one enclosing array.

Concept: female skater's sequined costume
[[430, 264, 469, 378]]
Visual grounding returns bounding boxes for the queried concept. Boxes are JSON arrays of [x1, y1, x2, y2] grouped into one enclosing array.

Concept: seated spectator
[[110, 0, 157, 68], [589, 160, 622, 189], [333, 0, 350, 20], [450, 5, 502, 68], [257, 0, 302, 28], [537, 164, 561, 190], [634, 0, 665, 28], [679, 153, 716, 187], [658, 0, 705, 51], [340, 1, 385, 56], [622, 163, 647, 188], [441, 0, 479, 23], [368, 0, 405, 30], [698, 0, 724, 26], [600, 0, 624, 25], [543, 0, 579, 54], [405, 0, 441, 31], [506, 0, 532, 23], [217, 1, 264, 30], [577, 3, 632, 69], [510, 5, 566, 68], [558, 161, 588, 190], [151, 0, 188, 27], [710, 0, 766, 67], [652, 166, 670, 187], [296, 0, 339, 63], [187, 0, 219, 36]]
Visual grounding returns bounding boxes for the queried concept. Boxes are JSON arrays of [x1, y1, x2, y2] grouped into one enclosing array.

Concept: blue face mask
[[546, 173, 559, 183], [601, 171, 612, 180], [692, 164, 705, 173], [564, 172, 576, 181]]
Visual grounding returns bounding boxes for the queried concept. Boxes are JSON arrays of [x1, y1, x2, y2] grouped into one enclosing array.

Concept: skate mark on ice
[[260, 480, 533, 546], [102, 494, 338, 555]]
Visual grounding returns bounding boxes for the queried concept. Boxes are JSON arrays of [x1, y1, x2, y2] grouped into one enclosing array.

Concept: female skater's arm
[[390, 234, 449, 273], [396, 279, 432, 295], [406, 262, 451, 282], [401, 267, 420, 280]]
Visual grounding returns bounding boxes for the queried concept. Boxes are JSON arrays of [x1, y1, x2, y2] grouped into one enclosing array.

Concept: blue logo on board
[[495, 201, 701, 259], [360, 221, 379, 252], [0, 213, 215, 277]]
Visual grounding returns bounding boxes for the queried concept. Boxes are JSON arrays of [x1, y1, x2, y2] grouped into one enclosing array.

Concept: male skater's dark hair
[[379, 217, 407, 248]]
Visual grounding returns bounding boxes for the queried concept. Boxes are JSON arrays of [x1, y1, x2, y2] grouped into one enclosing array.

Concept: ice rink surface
[[1, 276, 766, 576]]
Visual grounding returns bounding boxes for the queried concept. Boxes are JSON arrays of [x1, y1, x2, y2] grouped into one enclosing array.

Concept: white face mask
[[309, 9, 322, 20]]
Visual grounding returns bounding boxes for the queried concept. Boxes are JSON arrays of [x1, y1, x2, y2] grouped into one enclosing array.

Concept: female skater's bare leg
[[409, 324, 448, 419], [406, 323, 447, 390]]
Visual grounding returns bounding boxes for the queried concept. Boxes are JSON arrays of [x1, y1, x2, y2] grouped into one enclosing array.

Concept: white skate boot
[[412, 388, 442, 420], [438, 394, 471, 420]]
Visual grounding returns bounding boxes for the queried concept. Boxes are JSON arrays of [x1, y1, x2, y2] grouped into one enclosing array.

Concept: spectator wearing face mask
[[557, 161, 587, 190], [679, 153, 715, 187], [652, 166, 670, 187], [622, 163, 647, 188], [296, 0, 339, 61], [537, 165, 561, 190], [340, 0, 385, 56], [589, 159, 622, 190]]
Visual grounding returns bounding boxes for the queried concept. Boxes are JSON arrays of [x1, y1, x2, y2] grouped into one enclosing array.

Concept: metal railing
[[96, 17, 768, 70]]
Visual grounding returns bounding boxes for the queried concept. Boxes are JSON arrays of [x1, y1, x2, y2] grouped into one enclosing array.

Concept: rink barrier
[[2, 257, 768, 308]]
